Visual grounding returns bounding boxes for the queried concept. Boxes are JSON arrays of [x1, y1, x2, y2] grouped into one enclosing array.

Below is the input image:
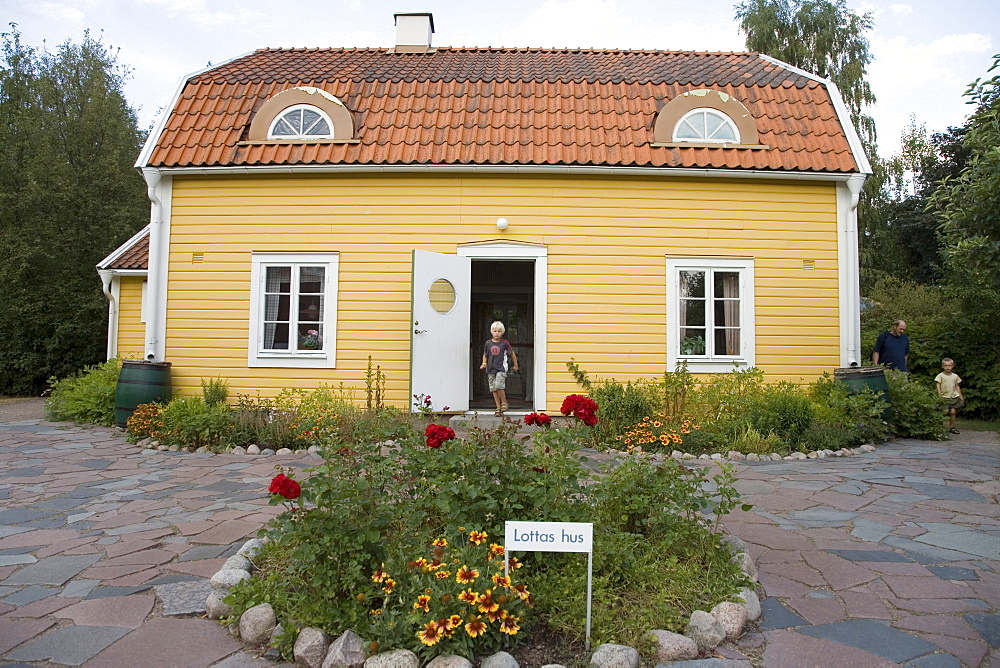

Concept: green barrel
[[834, 366, 891, 423], [114, 360, 172, 427]]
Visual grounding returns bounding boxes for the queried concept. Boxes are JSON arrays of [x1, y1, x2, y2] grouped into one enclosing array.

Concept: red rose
[[269, 473, 287, 494], [269, 473, 301, 499], [560, 394, 598, 425], [424, 424, 456, 448], [524, 412, 552, 426], [278, 477, 301, 499]]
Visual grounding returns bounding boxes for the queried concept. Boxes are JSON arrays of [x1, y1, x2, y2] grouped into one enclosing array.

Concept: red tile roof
[[99, 228, 149, 270], [145, 48, 859, 174]]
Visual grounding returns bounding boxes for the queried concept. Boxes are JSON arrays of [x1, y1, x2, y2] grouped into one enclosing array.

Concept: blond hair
[[490, 321, 505, 334]]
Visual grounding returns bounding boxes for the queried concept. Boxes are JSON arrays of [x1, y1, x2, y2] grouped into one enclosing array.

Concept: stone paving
[[0, 404, 998, 667]]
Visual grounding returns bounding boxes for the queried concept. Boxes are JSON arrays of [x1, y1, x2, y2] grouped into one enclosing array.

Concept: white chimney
[[394, 12, 435, 52]]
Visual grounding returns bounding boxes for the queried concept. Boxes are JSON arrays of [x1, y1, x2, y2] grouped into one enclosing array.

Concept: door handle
[[414, 329, 427, 334]]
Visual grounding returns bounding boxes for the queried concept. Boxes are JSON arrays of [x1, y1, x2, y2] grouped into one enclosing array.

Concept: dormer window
[[268, 105, 334, 139], [247, 86, 356, 143], [674, 108, 739, 143], [652, 89, 764, 148]]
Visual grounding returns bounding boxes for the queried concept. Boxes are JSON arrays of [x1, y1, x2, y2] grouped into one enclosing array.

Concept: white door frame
[[458, 242, 547, 412]]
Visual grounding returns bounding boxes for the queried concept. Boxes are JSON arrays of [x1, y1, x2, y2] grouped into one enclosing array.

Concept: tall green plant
[[44, 357, 121, 425]]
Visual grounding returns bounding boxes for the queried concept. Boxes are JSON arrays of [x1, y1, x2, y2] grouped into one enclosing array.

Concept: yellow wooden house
[[99, 12, 870, 414]]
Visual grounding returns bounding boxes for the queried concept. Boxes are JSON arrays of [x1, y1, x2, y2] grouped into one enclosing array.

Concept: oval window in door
[[428, 278, 457, 313]]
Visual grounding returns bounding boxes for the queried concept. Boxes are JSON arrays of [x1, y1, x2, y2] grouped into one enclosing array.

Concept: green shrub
[[729, 425, 785, 454], [809, 373, 890, 445], [587, 379, 653, 445], [200, 377, 229, 406], [884, 369, 948, 440], [739, 382, 814, 447], [125, 402, 164, 443], [45, 358, 121, 425], [157, 396, 234, 449]]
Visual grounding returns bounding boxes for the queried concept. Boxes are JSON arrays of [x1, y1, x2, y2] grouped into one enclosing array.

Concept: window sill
[[651, 142, 770, 150], [248, 352, 335, 369], [675, 359, 751, 373], [239, 139, 361, 146]]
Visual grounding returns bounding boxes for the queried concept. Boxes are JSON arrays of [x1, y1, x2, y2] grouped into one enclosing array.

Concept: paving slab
[[84, 616, 243, 668], [2, 554, 101, 586], [964, 612, 1000, 647], [5, 624, 131, 665], [0, 618, 55, 655], [56, 592, 155, 628], [798, 619, 938, 663]]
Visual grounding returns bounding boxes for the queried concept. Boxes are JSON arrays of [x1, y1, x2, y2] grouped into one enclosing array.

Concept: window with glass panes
[[261, 264, 326, 352], [267, 104, 333, 139], [667, 258, 754, 370], [249, 253, 338, 368]]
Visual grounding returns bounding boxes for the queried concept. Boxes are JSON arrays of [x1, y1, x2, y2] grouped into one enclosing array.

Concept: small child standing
[[934, 358, 964, 435], [480, 321, 519, 416]]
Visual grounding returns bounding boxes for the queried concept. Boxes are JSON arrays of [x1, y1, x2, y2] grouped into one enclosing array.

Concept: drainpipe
[[846, 173, 866, 366], [98, 269, 117, 360], [143, 168, 163, 362]]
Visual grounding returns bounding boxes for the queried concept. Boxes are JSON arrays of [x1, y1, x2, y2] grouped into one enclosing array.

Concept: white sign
[[505, 521, 593, 553]]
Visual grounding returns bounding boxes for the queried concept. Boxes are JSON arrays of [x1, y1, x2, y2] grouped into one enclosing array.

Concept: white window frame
[[666, 257, 755, 372], [673, 107, 740, 143], [248, 253, 339, 368], [267, 104, 335, 139]]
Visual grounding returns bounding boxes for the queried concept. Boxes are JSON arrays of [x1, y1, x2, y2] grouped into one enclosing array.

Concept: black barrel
[[114, 360, 172, 427], [834, 366, 891, 422]]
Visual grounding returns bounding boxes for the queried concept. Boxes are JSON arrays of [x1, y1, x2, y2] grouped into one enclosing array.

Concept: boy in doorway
[[480, 321, 519, 416], [934, 358, 964, 435]]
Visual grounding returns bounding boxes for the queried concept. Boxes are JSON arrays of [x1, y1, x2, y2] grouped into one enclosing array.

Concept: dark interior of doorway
[[469, 260, 534, 411]]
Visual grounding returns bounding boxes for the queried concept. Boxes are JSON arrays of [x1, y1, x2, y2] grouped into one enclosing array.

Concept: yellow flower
[[500, 614, 521, 635], [468, 530, 488, 545], [436, 570, 451, 580], [417, 620, 442, 646], [456, 566, 479, 584], [491, 574, 511, 587], [489, 543, 506, 557], [465, 615, 487, 638], [432, 537, 448, 547]]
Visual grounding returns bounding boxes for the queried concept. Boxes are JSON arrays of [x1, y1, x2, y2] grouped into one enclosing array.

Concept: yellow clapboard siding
[[156, 172, 846, 406], [116, 277, 146, 356]]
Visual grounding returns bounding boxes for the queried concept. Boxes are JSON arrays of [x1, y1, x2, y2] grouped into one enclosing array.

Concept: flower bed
[[212, 398, 754, 665]]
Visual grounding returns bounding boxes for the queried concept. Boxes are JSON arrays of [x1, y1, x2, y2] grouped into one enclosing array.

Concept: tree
[[933, 54, 1000, 288], [735, 0, 876, 147], [0, 26, 148, 395]]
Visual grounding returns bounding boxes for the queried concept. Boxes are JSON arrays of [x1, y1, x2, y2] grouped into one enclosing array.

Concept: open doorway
[[469, 260, 534, 411]]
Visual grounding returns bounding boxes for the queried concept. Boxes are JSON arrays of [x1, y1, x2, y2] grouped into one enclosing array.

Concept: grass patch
[[955, 418, 1000, 433]]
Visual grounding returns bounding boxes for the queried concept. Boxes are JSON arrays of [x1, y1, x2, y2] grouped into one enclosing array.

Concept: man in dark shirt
[[873, 319, 910, 371]]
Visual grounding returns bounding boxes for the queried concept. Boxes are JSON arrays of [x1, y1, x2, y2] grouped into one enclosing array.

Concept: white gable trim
[[758, 54, 873, 176]]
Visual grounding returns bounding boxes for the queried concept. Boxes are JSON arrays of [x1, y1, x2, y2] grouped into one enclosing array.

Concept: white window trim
[[666, 257, 755, 372], [673, 107, 740, 143], [267, 104, 335, 140], [248, 253, 339, 368]]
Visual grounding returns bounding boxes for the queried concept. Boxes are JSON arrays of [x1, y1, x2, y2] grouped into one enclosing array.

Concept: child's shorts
[[488, 372, 507, 392], [944, 396, 964, 411]]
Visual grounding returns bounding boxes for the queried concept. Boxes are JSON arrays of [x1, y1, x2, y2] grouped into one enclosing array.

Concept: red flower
[[523, 412, 552, 426], [424, 424, 456, 448], [560, 394, 599, 425], [269, 473, 301, 499], [269, 473, 288, 494]]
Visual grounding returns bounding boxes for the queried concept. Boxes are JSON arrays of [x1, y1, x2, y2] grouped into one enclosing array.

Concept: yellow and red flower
[[381, 578, 396, 594], [489, 543, 505, 557], [468, 530, 488, 545], [465, 615, 487, 638], [413, 594, 431, 612], [455, 566, 479, 584], [477, 589, 499, 613], [458, 588, 479, 605], [432, 537, 448, 547], [491, 574, 511, 587], [435, 570, 451, 580], [417, 620, 442, 646], [500, 614, 521, 635]]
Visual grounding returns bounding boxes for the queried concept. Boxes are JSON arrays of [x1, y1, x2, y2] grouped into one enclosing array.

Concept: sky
[[4, 0, 998, 159]]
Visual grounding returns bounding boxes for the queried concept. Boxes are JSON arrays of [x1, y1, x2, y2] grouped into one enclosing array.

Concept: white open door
[[410, 250, 472, 413]]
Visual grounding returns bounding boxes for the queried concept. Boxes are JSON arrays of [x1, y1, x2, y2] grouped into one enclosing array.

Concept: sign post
[[505, 521, 594, 650]]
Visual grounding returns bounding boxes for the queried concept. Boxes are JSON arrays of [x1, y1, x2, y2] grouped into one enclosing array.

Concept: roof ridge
[[251, 46, 759, 57]]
